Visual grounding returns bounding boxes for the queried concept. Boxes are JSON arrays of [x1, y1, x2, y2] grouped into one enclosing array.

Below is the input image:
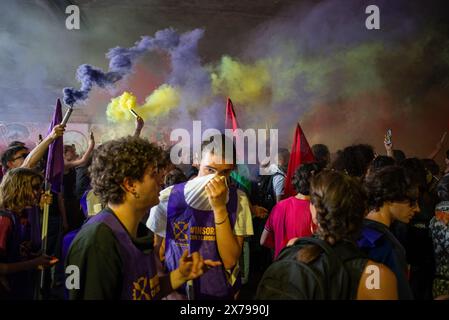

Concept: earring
[[132, 191, 140, 199]]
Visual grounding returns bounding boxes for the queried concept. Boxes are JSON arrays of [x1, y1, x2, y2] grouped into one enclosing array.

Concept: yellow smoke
[[106, 85, 180, 122], [106, 91, 137, 122], [211, 56, 271, 105], [140, 84, 180, 118]]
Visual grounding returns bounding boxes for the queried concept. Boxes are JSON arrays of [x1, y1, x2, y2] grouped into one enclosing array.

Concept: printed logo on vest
[[190, 226, 216, 241], [173, 221, 189, 246], [132, 275, 160, 300]]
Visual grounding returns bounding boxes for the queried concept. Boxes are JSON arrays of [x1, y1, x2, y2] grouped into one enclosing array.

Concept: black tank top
[[63, 168, 77, 200]]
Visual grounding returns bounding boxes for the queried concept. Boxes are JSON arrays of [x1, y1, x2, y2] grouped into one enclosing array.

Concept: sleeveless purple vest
[[86, 209, 160, 300], [80, 190, 89, 218], [23, 206, 41, 252], [165, 182, 239, 299], [62, 228, 79, 264]]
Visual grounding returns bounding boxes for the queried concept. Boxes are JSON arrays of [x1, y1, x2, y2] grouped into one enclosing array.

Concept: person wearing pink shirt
[[260, 162, 321, 259]]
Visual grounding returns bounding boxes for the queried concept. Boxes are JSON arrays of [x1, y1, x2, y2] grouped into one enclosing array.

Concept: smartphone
[[385, 128, 392, 145]]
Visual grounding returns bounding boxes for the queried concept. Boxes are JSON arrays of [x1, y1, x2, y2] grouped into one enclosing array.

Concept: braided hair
[[297, 170, 367, 263]]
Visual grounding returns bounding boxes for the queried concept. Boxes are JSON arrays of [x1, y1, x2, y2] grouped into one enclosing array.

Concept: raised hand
[[135, 116, 144, 131], [39, 191, 53, 210], [50, 124, 65, 141], [205, 175, 228, 211]]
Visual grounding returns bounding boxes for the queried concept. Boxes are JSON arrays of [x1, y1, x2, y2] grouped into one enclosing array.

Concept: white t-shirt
[[146, 174, 254, 238], [267, 164, 286, 196]]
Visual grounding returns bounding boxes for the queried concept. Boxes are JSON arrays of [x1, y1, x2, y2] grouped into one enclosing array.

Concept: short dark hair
[[8, 141, 26, 148], [364, 166, 418, 211], [200, 134, 236, 164], [89, 136, 165, 205], [311, 144, 330, 168], [393, 149, 406, 163], [292, 162, 321, 195], [278, 147, 290, 162], [332, 144, 374, 177], [421, 158, 440, 176], [64, 144, 76, 154], [437, 174, 449, 202], [1, 146, 28, 168], [164, 168, 187, 188], [399, 158, 428, 190], [369, 155, 395, 172]]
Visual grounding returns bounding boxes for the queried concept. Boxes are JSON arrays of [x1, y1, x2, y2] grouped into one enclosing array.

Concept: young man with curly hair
[[359, 166, 420, 300], [65, 136, 220, 300], [147, 134, 253, 299]]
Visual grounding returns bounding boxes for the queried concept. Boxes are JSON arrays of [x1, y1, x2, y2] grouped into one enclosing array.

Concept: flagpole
[[38, 102, 73, 298], [38, 180, 51, 297]]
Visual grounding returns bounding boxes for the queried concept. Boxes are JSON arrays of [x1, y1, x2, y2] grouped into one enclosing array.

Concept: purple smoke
[[63, 27, 203, 106]]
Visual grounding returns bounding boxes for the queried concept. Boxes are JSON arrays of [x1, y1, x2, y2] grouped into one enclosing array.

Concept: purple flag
[[45, 99, 64, 193]]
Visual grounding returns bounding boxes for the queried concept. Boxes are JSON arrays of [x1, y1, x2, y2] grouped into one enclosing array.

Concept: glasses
[[12, 153, 29, 161]]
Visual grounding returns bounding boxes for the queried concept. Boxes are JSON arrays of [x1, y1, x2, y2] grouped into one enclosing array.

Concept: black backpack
[[256, 237, 368, 300], [251, 172, 285, 212]]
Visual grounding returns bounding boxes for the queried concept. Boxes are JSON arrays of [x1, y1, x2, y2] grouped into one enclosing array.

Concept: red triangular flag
[[284, 123, 315, 198], [225, 97, 239, 132], [225, 97, 242, 155]]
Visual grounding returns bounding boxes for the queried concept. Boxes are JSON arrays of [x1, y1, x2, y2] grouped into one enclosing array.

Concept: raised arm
[[428, 132, 447, 159], [21, 124, 65, 169], [133, 116, 144, 138], [64, 131, 95, 170], [384, 135, 393, 158], [205, 176, 243, 270]]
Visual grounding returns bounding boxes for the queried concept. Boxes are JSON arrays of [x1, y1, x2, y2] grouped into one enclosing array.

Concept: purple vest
[[80, 190, 89, 218], [165, 182, 239, 299], [86, 209, 160, 300], [62, 228, 79, 263], [23, 206, 42, 252]]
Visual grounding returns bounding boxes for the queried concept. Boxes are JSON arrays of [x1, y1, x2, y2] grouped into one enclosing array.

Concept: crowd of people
[[0, 115, 448, 300]]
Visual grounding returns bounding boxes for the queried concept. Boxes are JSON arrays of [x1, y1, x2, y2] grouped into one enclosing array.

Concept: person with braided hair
[[257, 170, 398, 299], [310, 170, 398, 299]]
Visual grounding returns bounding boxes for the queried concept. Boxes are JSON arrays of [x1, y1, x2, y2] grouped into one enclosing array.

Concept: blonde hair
[[0, 168, 43, 213]]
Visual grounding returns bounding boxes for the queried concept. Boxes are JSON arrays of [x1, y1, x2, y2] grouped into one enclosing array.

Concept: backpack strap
[[291, 237, 334, 255], [290, 237, 367, 261]]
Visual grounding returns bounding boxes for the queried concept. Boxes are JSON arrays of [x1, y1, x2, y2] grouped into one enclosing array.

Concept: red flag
[[225, 97, 239, 131], [224, 98, 252, 193], [225, 97, 242, 156], [284, 123, 315, 198], [45, 99, 64, 193]]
